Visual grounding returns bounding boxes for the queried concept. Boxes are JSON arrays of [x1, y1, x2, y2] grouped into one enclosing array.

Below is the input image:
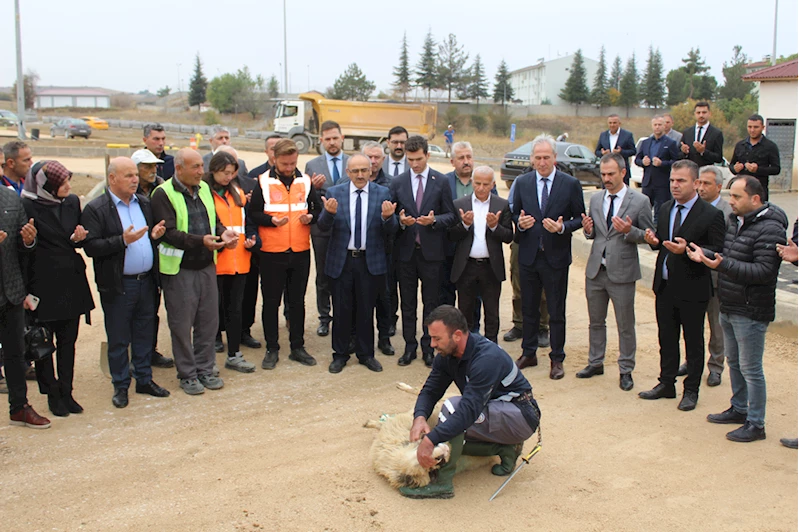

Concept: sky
[[2, 0, 797, 96]]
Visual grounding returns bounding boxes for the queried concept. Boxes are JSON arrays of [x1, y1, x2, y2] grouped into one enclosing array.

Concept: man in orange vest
[[247, 139, 323, 369]]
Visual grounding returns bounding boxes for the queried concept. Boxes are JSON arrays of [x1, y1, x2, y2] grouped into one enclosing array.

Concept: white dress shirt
[[695, 122, 710, 143], [536, 168, 556, 210], [389, 157, 406, 176], [410, 166, 430, 201], [608, 130, 620, 151], [464, 194, 493, 258], [348, 182, 369, 250]]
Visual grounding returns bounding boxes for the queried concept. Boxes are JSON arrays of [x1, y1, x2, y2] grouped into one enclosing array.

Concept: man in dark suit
[[390, 135, 456, 367], [304, 121, 350, 338], [595, 114, 636, 184], [317, 155, 398, 374], [449, 166, 513, 343], [441, 141, 476, 307], [512, 134, 586, 379], [679, 101, 724, 168], [639, 160, 726, 411], [635, 116, 680, 224]]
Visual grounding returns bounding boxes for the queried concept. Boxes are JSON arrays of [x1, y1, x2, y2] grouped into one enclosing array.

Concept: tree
[[157, 86, 171, 98], [415, 29, 437, 101], [465, 54, 490, 107], [267, 75, 280, 98], [777, 53, 799, 64], [10, 71, 38, 109], [328, 63, 375, 101], [207, 67, 267, 116], [436, 33, 469, 103], [618, 53, 639, 112], [492, 59, 514, 104], [609, 55, 623, 90], [392, 32, 412, 102], [666, 48, 718, 105], [681, 48, 710, 100], [590, 46, 610, 108], [640, 46, 665, 108], [188, 53, 208, 110], [559, 49, 590, 110], [718, 45, 754, 101]]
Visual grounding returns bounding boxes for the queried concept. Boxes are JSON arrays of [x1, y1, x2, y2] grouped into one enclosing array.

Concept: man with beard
[[382, 126, 408, 178]]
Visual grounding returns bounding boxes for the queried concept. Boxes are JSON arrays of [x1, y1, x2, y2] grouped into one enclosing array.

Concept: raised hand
[[459, 208, 474, 226], [416, 210, 436, 226], [311, 173, 326, 190], [652, 157, 662, 167], [299, 213, 313, 225], [322, 196, 338, 214], [611, 215, 633, 234], [542, 215, 564, 234], [381, 200, 396, 219], [202, 234, 225, 251], [777, 238, 798, 263], [220, 229, 239, 249], [243, 235, 257, 249], [0, 230, 7, 245], [745, 162, 759, 173], [693, 140, 706, 154], [399, 209, 416, 227], [581, 212, 594, 233], [518, 209, 535, 230], [71, 224, 88, 242], [680, 142, 690, 154], [150, 220, 166, 240], [20, 218, 36, 246], [485, 211, 499, 229], [662, 236, 687, 255], [272, 216, 289, 227], [644, 227, 659, 246], [642, 155, 651, 167], [123, 224, 148, 245]]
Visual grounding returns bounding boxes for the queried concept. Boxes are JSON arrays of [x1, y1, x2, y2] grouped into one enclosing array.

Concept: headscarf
[[21, 160, 72, 205]]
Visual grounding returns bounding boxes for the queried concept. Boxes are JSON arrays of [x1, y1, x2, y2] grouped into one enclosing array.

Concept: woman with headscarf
[[21, 161, 94, 417]]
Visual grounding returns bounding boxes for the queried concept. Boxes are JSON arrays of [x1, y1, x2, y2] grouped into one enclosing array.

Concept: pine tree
[[328, 63, 376, 101], [392, 32, 411, 102], [492, 60, 514, 104], [415, 29, 437, 101], [267, 75, 280, 98], [609, 55, 623, 90], [559, 49, 590, 112], [590, 46, 610, 108], [188, 53, 208, 110], [436, 33, 469, 103], [466, 54, 490, 107], [618, 53, 639, 112], [640, 46, 665, 108], [682, 48, 710, 99], [719, 45, 754, 100]]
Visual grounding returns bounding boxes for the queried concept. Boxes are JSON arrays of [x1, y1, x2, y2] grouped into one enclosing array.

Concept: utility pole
[[772, 0, 779, 66], [14, 0, 26, 139], [283, 0, 289, 95]]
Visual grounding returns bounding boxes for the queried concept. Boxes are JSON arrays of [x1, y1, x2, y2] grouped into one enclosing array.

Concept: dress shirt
[[109, 190, 154, 275], [711, 196, 722, 208], [695, 122, 710, 143], [662, 193, 699, 280], [326, 152, 344, 184], [600, 185, 627, 266], [465, 194, 494, 258], [648, 135, 666, 157], [455, 178, 473, 199], [537, 169, 565, 234], [608, 130, 620, 151], [347, 182, 368, 250], [389, 157, 406, 176], [410, 166, 430, 201]]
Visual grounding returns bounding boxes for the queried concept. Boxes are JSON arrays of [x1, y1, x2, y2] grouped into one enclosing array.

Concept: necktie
[[540, 177, 549, 213], [606, 194, 617, 230], [393, 162, 400, 176], [354, 189, 363, 250], [696, 126, 704, 143], [332, 157, 340, 184], [415, 175, 424, 244], [671, 204, 684, 241]]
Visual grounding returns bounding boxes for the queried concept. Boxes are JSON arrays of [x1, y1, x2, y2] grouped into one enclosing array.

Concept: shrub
[[489, 108, 512, 137], [203, 110, 219, 126]]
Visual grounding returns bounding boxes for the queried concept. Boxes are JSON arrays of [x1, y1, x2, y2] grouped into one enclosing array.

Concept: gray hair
[[699, 165, 723, 186], [361, 141, 382, 153], [472, 165, 494, 181], [143, 123, 164, 138], [174, 150, 186, 167], [210, 125, 230, 138], [451, 141, 473, 155], [531, 133, 556, 155]]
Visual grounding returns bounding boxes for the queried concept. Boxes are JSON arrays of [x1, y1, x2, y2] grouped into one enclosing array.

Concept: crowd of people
[[0, 108, 795, 477]]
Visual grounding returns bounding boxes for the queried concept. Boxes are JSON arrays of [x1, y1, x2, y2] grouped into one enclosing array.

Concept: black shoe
[[135, 380, 170, 398], [537, 329, 550, 348], [576, 365, 604, 379], [398, 350, 417, 366], [619, 373, 634, 391], [638, 383, 676, 400], [215, 337, 225, 353], [151, 351, 174, 368], [423, 351, 435, 367], [241, 332, 262, 349], [726, 421, 766, 442], [328, 358, 347, 374], [48, 394, 69, 417], [360, 357, 383, 372], [378, 338, 395, 356], [780, 437, 798, 449], [677, 391, 698, 411], [503, 327, 523, 342], [707, 371, 722, 387], [388, 324, 396, 337], [112, 388, 129, 409], [261, 348, 279, 370], [677, 363, 688, 377], [289, 347, 317, 366], [707, 406, 747, 425], [317, 323, 330, 337], [347, 337, 357, 355], [63, 394, 83, 414]]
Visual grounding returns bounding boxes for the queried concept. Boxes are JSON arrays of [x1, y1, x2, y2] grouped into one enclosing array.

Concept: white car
[[428, 144, 447, 157]]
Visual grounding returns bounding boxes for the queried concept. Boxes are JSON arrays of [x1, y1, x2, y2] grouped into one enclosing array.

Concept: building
[[742, 59, 798, 192], [35, 87, 113, 109], [510, 55, 600, 106]]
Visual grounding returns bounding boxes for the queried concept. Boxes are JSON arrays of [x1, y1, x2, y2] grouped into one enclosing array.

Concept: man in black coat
[[729, 114, 781, 201], [679, 102, 724, 167]]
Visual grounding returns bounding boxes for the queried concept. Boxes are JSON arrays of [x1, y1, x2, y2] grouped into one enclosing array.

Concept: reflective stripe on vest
[[258, 173, 312, 253], [156, 179, 217, 275], [213, 187, 251, 276]]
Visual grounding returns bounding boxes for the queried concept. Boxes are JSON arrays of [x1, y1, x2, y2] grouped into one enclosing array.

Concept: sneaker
[[212, 364, 220, 377], [198, 374, 224, 390], [9, 404, 51, 429], [180, 378, 205, 395], [215, 334, 225, 353], [225, 353, 256, 373], [262, 348, 279, 370]]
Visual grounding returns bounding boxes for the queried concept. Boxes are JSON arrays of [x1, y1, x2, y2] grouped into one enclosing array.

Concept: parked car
[[50, 118, 92, 139], [501, 141, 602, 188], [80, 116, 109, 130], [428, 144, 447, 157], [0, 110, 19, 127]]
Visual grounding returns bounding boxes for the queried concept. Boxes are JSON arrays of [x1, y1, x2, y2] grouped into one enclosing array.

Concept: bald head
[[216, 145, 239, 160], [175, 148, 204, 187], [346, 154, 371, 189], [472, 166, 495, 201], [108, 157, 139, 202]]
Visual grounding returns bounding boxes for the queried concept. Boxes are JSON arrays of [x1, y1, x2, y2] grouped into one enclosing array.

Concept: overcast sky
[[2, 0, 797, 96]]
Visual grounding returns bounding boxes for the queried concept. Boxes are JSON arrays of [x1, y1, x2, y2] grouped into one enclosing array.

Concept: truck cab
[[273, 100, 316, 154]]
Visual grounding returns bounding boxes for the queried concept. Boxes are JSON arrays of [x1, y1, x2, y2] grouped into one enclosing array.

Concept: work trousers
[[218, 274, 246, 355], [260, 250, 310, 351]]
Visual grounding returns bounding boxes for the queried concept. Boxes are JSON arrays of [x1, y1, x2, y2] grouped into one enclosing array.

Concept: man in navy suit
[[595, 114, 636, 185], [317, 155, 398, 374], [390, 135, 456, 367], [635, 116, 680, 224], [513, 134, 585, 379]]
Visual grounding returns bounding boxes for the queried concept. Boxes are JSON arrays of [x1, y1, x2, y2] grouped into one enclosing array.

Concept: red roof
[[742, 60, 798, 81]]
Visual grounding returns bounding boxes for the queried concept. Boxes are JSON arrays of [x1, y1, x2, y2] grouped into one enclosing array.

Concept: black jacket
[[0, 187, 36, 306], [729, 136, 781, 180], [717, 203, 788, 322]]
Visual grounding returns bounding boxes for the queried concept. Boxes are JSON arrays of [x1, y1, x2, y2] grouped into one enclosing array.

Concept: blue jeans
[[720, 312, 768, 428]]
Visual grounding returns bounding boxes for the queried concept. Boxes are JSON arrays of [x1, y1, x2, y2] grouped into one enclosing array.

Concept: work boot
[[400, 434, 464, 499], [462, 440, 523, 476]]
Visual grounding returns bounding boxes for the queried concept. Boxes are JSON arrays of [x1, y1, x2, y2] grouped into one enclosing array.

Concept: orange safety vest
[[213, 186, 251, 275], [258, 172, 312, 253]]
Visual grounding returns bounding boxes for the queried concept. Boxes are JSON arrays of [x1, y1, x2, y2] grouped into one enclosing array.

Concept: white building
[[510, 55, 600, 106], [35, 87, 112, 109]]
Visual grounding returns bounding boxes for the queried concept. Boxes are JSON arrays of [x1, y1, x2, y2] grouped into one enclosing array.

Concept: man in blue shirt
[[443, 125, 455, 157], [2, 141, 33, 196]]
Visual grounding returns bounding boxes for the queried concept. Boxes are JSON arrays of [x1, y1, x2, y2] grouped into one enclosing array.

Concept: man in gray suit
[[676, 165, 732, 386], [578, 153, 655, 391], [304, 120, 349, 337], [202, 126, 249, 180]]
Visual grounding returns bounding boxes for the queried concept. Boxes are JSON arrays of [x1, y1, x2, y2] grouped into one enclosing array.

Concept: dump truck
[[272, 92, 437, 154]]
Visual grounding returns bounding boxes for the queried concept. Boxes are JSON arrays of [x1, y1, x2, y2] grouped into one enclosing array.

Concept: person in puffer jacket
[[686, 175, 788, 443]]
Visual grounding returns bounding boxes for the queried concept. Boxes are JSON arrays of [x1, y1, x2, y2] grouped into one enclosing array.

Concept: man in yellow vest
[[151, 149, 239, 395], [248, 139, 323, 369]]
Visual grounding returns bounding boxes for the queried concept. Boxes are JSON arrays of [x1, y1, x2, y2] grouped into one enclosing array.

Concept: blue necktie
[[354, 189, 363, 249], [332, 157, 340, 184], [540, 177, 549, 213]]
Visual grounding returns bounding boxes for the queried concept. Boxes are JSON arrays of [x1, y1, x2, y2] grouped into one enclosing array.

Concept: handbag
[[24, 313, 56, 362]]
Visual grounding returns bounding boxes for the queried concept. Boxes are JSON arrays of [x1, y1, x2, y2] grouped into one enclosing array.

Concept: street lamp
[[14, 0, 26, 139]]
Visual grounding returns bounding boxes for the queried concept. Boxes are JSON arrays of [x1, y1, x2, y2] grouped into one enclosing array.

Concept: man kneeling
[[403, 305, 541, 499]]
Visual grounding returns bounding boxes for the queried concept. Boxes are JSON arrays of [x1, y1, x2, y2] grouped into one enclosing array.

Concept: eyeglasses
[[389, 140, 406, 145]]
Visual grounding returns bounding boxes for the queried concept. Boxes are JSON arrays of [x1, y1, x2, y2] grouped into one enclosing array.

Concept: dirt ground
[[1, 156, 797, 532]]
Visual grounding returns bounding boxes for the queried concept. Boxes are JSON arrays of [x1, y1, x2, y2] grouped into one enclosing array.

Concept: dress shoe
[[360, 357, 383, 372], [618, 374, 633, 391], [347, 337, 357, 355], [316, 323, 330, 337], [677, 391, 698, 411], [576, 365, 604, 379], [215, 336, 225, 353], [398, 350, 417, 366], [48, 393, 69, 417], [328, 358, 347, 374], [135, 380, 171, 398], [63, 394, 84, 414], [707, 406, 747, 425], [9, 404, 50, 429], [388, 324, 396, 337], [677, 363, 688, 377], [151, 351, 175, 368], [423, 351, 435, 367], [241, 332, 262, 349], [707, 371, 722, 387], [515, 354, 538, 370], [378, 338, 395, 355], [549, 361, 564, 380], [726, 421, 766, 442], [780, 437, 798, 449], [112, 388, 129, 408], [638, 383, 677, 400], [261, 348, 279, 370], [289, 347, 317, 366], [538, 329, 550, 348], [503, 327, 523, 342]]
